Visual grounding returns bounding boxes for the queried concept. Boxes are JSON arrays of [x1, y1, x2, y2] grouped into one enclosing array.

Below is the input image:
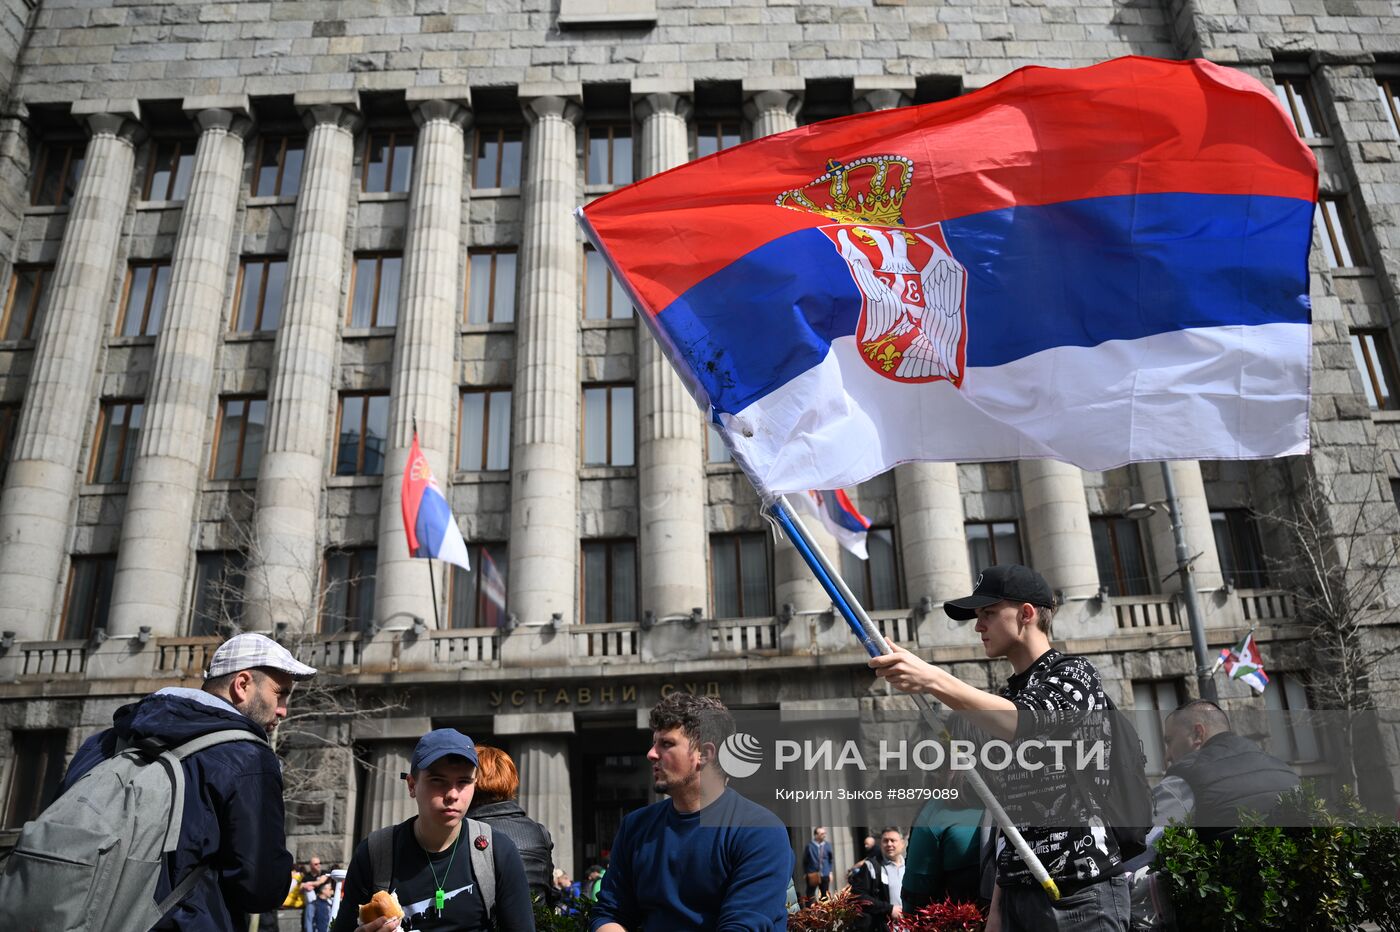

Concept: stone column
[[243, 94, 360, 633], [1018, 460, 1100, 597], [107, 99, 253, 636], [741, 83, 833, 612], [374, 91, 471, 629], [0, 102, 142, 640], [513, 731, 574, 877], [507, 86, 582, 633], [1139, 461, 1224, 592], [634, 88, 708, 619], [360, 741, 416, 828]]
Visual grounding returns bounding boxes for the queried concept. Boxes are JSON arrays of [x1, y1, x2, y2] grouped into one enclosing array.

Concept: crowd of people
[[0, 563, 1309, 932]]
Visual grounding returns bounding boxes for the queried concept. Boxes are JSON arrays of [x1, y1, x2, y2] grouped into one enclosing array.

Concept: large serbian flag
[[401, 433, 471, 572], [578, 57, 1317, 499]]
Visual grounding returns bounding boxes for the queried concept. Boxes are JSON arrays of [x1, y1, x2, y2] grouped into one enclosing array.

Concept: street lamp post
[[1129, 462, 1218, 701]]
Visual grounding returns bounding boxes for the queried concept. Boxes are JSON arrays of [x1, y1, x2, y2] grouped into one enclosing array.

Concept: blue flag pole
[[768, 495, 1061, 901]]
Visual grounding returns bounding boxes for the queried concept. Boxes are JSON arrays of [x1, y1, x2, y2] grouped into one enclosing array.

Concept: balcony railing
[[428, 628, 500, 667], [1238, 588, 1298, 623], [710, 618, 780, 655], [19, 640, 87, 676], [1113, 594, 1181, 630], [571, 622, 640, 660]]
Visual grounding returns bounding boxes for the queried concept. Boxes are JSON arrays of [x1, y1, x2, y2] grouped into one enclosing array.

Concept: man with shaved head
[[1159, 699, 1300, 842]]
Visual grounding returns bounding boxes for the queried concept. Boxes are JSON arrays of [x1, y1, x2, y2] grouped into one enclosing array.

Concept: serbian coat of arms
[[777, 155, 968, 386]]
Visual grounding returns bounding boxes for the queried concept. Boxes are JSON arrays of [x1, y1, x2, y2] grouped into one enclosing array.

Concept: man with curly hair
[[591, 692, 793, 931]]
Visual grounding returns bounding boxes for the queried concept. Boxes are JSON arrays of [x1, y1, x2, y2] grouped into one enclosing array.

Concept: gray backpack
[[0, 728, 266, 932], [367, 818, 496, 917]]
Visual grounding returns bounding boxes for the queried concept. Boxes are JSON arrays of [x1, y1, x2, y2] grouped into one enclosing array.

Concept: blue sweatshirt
[[590, 787, 792, 932]]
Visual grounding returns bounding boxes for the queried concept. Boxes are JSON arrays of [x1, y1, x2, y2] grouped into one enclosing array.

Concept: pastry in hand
[[358, 890, 404, 924]]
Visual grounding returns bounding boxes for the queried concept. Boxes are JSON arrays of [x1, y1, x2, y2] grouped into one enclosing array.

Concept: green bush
[[1155, 786, 1400, 932]]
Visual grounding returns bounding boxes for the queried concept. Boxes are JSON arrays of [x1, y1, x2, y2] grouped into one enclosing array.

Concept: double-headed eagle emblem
[[777, 156, 968, 386]]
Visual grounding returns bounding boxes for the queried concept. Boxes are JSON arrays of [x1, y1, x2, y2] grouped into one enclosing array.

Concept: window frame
[[116, 260, 173, 338], [964, 519, 1024, 581], [1131, 678, 1187, 775], [582, 245, 633, 321], [1349, 328, 1400, 410], [320, 546, 378, 633], [210, 394, 268, 480], [334, 391, 390, 477], [584, 123, 634, 187], [580, 383, 636, 467], [694, 119, 741, 159], [0, 402, 17, 483], [1210, 508, 1271, 590], [471, 125, 524, 190], [1272, 74, 1327, 139], [346, 252, 403, 329], [457, 387, 512, 472], [60, 553, 116, 639], [2, 729, 68, 830], [580, 537, 639, 625], [464, 247, 517, 325], [89, 398, 144, 484], [189, 550, 247, 636], [142, 138, 196, 202], [708, 531, 773, 619], [361, 129, 416, 194], [705, 422, 733, 465], [448, 541, 509, 628], [840, 526, 901, 612], [1316, 195, 1365, 269], [30, 139, 85, 208], [1, 264, 51, 342], [1090, 514, 1154, 597], [231, 256, 288, 333], [251, 133, 306, 197], [1379, 75, 1400, 140]]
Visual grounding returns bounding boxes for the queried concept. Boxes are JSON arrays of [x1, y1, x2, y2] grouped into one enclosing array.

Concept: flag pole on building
[[403, 416, 470, 631]]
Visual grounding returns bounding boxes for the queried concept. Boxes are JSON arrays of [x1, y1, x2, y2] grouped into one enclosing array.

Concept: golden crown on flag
[[775, 154, 913, 228]]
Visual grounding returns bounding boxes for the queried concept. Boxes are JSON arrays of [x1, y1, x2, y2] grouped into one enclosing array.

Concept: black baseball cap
[[943, 565, 1055, 620]]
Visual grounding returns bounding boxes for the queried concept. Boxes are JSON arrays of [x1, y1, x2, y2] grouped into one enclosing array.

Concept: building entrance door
[[571, 718, 654, 875]]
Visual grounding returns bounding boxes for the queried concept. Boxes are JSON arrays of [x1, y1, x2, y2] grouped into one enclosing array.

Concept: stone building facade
[[0, 0, 1398, 878]]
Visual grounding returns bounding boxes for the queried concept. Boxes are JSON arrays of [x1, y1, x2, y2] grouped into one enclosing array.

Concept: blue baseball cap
[[409, 728, 479, 773]]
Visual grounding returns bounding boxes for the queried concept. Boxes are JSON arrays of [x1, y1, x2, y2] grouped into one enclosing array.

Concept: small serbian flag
[[578, 57, 1317, 499], [401, 433, 471, 572], [790, 489, 872, 559], [1218, 631, 1270, 694], [480, 547, 507, 627]]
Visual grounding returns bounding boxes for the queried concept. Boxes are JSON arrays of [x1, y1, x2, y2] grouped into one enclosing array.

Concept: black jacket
[[467, 798, 556, 899], [61, 688, 294, 931], [1166, 731, 1300, 841]]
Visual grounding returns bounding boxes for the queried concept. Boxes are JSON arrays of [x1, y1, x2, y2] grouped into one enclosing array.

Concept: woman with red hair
[[467, 745, 557, 901]]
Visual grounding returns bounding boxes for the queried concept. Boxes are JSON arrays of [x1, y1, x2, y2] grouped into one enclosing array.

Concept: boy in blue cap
[[331, 728, 534, 931]]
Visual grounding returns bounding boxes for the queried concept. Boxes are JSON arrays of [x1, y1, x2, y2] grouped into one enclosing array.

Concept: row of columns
[[0, 83, 1225, 642]]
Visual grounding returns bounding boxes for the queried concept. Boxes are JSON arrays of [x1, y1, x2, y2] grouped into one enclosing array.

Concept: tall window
[[2, 265, 52, 341], [710, 532, 772, 619], [695, 120, 741, 158], [335, 392, 389, 477], [965, 520, 1023, 581], [1131, 679, 1186, 775], [362, 130, 414, 194], [211, 396, 267, 480], [472, 127, 523, 189], [841, 527, 901, 611], [1316, 196, 1365, 268], [1380, 76, 1400, 141], [1271, 75, 1326, 138], [90, 399, 144, 484], [143, 139, 195, 201], [582, 384, 635, 466], [1090, 515, 1152, 597], [117, 261, 172, 338], [232, 257, 288, 332], [1265, 672, 1320, 762], [1350, 329, 1399, 410], [449, 542, 509, 628], [31, 140, 85, 207], [706, 423, 732, 464], [581, 538, 637, 624], [3, 730, 67, 829], [1211, 509, 1270, 589], [585, 124, 633, 187], [584, 246, 633, 320], [252, 134, 305, 197], [466, 249, 517, 324], [348, 254, 402, 328], [0, 403, 17, 483], [190, 551, 247, 636], [458, 388, 511, 471], [61, 554, 116, 639], [321, 547, 377, 633]]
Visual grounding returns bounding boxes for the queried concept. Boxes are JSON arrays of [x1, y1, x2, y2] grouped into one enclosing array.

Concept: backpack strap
[[465, 818, 495, 917], [368, 825, 396, 894]]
